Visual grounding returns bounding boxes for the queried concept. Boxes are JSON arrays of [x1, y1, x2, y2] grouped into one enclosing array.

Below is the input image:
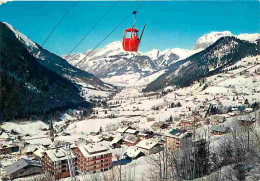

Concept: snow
[[2, 121, 48, 136], [237, 33, 260, 42], [171, 48, 200, 60], [2, 24, 260, 180], [65, 118, 122, 136], [145, 49, 160, 60], [0, 1, 11, 5], [79, 143, 109, 157], [193, 31, 233, 50], [101, 69, 167, 87], [65, 40, 201, 87], [136, 139, 157, 150], [45, 147, 76, 162], [193, 31, 260, 50]]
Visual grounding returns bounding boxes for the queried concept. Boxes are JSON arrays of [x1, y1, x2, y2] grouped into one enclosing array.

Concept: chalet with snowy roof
[[136, 139, 162, 155], [137, 130, 155, 139], [228, 112, 236, 117], [53, 121, 67, 133], [0, 141, 19, 155], [0, 132, 10, 141], [151, 121, 167, 130], [73, 143, 112, 174], [123, 135, 141, 146], [239, 118, 256, 126], [24, 144, 38, 157], [210, 115, 226, 125], [75, 137, 92, 146], [33, 146, 47, 159], [42, 146, 77, 180], [111, 136, 123, 148], [178, 120, 198, 131], [124, 147, 144, 159], [166, 129, 192, 151], [4, 159, 42, 180], [210, 125, 230, 135], [245, 108, 254, 113], [116, 126, 130, 135], [125, 128, 139, 135]]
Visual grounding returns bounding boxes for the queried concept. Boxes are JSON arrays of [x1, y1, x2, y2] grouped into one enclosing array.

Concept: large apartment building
[[42, 147, 77, 180], [73, 143, 112, 174], [166, 129, 192, 151], [42, 143, 113, 179]]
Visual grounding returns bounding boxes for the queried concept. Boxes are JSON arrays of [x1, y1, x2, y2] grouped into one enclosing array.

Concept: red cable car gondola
[[122, 11, 146, 52]]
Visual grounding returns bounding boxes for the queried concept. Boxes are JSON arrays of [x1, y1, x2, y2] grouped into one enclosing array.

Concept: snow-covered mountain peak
[[103, 41, 122, 49], [171, 48, 200, 60], [145, 49, 160, 60], [193, 31, 260, 51], [237, 33, 260, 42], [193, 31, 233, 50]]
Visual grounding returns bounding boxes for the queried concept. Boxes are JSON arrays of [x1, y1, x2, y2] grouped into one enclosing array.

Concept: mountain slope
[[3, 22, 113, 91], [65, 41, 195, 86], [144, 36, 260, 92], [0, 22, 91, 121]]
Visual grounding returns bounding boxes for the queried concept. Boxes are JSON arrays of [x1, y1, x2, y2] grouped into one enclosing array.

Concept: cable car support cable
[[74, 0, 145, 67], [41, 1, 77, 46], [65, 0, 119, 58]]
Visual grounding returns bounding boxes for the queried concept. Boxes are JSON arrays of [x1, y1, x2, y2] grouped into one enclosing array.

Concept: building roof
[[151, 122, 164, 128], [210, 125, 230, 133], [124, 135, 139, 144], [125, 129, 138, 134], [0, 132, 9, 140], [25, 144, 38, 153], [116, 126, 129, 133], [5, 159, 41, 175], [85, 143, 108, 154], [45, 147, 76, 162], [136, 139, 158, 150], [166, 129, 191, 139], [125, 147, 141, 159], [111, 136, 123, 145], [211, 115, 225, 120], [33, 146, 47, 158], [240, 118, 256, 123], [78, 143, 110, 158]]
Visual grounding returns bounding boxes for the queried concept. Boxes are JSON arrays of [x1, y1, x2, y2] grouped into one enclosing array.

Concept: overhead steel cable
[[74, 0, 145, 67], [41, 1, 77, 46], [65, 0, 119, 59]]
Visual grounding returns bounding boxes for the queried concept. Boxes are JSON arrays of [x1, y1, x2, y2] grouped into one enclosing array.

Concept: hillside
[[0, 22, 91, 121], [2, 22, 113, 91], [144, 36, 260, 92]]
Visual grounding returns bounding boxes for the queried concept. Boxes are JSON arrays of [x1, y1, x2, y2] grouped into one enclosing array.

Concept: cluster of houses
[[0, 99, 258, 180], [0, 138, 113, 180]]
